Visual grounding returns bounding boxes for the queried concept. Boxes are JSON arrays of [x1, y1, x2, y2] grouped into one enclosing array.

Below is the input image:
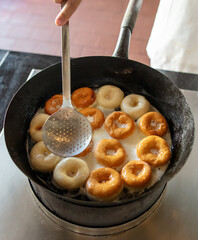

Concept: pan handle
[[112, 0, 143, 59]]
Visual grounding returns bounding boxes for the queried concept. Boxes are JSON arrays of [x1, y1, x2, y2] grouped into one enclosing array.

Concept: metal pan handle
[[112, 0, 143, 59]]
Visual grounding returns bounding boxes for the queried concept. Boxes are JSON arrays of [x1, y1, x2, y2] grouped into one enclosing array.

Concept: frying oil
[[27, 96, 172, 199]]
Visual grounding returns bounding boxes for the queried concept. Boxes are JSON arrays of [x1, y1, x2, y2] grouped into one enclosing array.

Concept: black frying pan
[[4, 0, 194, 227]]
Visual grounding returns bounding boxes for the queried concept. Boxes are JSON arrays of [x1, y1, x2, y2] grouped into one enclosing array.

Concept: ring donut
[[104, 111, 135, 139], [137, 136, 171, 167], [86, 167, 123, 201], [45, 94, 63, 115], [138, 112, 168, 137], [30, 141, 61, 172], [75, 140, 93, 157], [71, 87, 96, 108], [94, 139, 126, 167], [79, 107, 105, 130], [53, 157, 90, 190], [29, 113, 49, 142], [121, 160, 152, 187], [96, 85, 124, 109], [121, 94, 150, 120]]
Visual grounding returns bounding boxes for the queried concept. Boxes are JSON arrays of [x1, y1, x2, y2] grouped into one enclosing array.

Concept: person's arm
[[54, 0, 82, 26]]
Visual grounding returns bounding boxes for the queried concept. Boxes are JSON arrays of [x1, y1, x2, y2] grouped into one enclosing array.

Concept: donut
[[30, 141, 61, 172], [94, 139, 126, 167], [53, 157, 90, 190], [121, 160, 152, 187], [79, 107, 105, 130], [137, 136, 171, 167], [138, 112, 168, 137], [29, 113, 49, 142], [45, 94, 63, 115], [75, 140, 93, 157], [96, 85, 124, 109], [104, 111, 135, 139], [71, 87, 96, 108], [121, 94, 150, 120], [86, 167, 123, 201]]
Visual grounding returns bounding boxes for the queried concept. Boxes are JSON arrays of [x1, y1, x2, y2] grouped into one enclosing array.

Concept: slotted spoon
[[42, 22, 92, 157]]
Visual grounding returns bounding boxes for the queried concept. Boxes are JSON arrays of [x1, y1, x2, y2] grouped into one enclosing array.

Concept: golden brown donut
[[136, 136, 171, 167], [86, 167, 123, 201], [44, 94, 63, 115], [121, 160, 152, 187], [75, 140, 93, 157], [79, 107, 105, 130], [138, 112, 168, 137], [104, 111, 135, 139], [94, 139, 126, 167], [71, 87, 96, 108]]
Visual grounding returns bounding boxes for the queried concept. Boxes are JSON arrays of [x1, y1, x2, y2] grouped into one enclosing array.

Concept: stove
[[0, 69, 198, 239]]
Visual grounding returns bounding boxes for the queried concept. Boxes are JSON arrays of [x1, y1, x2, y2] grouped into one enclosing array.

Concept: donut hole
[[36, 126, 42, 131], [52, 105, 61, 111], [51, 100, 61, 109], [130, 99, 140, 107], [150, 120, 157, 127], [66, 167, 78, 177], [99, 179, 109, 184], [114, 120, 126, 128], [106, 149, 117, 156], [104, 93, 112, 100], [43, 151, 49, 157], [86, 115, 94, 123], [130, 164, 143, 176], [98, 173, 111, 184], [150, 148, 159, 155], [150, 120, 163, 131]]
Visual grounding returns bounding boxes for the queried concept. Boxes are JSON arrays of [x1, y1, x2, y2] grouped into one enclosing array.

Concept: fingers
[[55, 0, 82, 26], [53, 0, 63, 3]]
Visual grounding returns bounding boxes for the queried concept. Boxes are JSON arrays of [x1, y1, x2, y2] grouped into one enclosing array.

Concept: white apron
[[146, 0, 198, 74]]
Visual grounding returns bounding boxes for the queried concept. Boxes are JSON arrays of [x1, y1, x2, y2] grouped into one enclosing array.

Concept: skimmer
[[42, 22, 92, 157]]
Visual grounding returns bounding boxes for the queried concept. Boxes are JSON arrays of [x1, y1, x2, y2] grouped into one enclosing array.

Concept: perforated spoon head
[[42, 107, 92, 157], [42, 20, 92, 157]]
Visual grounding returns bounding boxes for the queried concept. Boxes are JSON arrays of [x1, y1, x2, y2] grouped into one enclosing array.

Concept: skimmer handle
[[61, 21, 73, 108]]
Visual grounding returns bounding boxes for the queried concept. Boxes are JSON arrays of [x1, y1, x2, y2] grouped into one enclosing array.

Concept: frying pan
[[4, 0, 194, 227]]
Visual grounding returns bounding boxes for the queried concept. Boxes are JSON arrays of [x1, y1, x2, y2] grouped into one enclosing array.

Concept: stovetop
[[0, 87, 198, 240]]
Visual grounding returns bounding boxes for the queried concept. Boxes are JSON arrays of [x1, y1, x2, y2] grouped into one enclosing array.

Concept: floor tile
[[0, 0, 159, 65]]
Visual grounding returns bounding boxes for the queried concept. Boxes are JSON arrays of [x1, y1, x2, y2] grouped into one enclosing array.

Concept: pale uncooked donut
[[30, 141, 61, 172], [53, 157, 90, 190], [121, 94, 150, 120], [97, 85, 124, 109], [29, 113, 49, 142]]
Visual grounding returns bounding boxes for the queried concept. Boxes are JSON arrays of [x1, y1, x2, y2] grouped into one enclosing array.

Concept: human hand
[[54, 0, 82, 26]]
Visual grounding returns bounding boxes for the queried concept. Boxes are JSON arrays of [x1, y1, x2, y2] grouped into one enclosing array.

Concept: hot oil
[[27, 90, 172, 201]]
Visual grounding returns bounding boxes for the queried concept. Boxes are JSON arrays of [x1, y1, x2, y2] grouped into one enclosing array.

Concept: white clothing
[[147, 0, 198, 74]]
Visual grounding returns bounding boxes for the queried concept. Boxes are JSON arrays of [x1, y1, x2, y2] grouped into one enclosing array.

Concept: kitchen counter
[[0, 50, 60, 132]]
